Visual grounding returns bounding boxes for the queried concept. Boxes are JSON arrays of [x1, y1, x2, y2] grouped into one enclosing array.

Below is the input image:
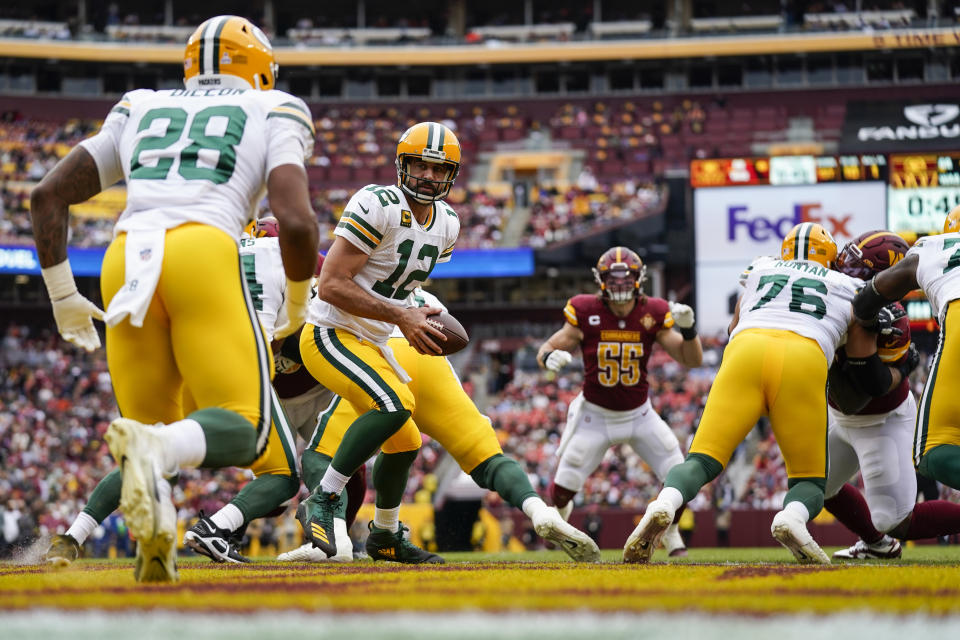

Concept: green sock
[[665, 453, 724, 503], [919, 444, 960, 491], [188, 407, 257, 468], [81, 468, 122, 522], [330, 408, 411, 476], [302, 449, 333, 494], [784, 478, 826, 518], [230, 473, 301, 523], [469, 454, 537, 510], [373, 450, 418, 508]]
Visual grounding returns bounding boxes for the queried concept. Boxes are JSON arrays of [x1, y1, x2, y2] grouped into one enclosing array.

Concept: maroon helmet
[[592, 246, 646, 303], [836, 230, 909, 279]]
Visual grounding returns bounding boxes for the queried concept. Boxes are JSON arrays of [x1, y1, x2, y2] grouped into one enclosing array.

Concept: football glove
[[669, 301, 695, 330], [544, 350, 573, 372], [42, 260, 104, 352], [896, 344, 921, 380], [274, 278, 312, 340], [863, 303, 905, 337]]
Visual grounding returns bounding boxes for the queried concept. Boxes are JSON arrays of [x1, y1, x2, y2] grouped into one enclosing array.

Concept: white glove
[[42, 260, 104, 352], [274, 278, 312, 340], [545, 349, 573, 372], [669, 301, 695, 330]]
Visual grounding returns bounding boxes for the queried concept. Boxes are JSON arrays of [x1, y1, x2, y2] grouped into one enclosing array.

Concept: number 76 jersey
[[732, 256, 863, 362], [308, 184, 460, 345]]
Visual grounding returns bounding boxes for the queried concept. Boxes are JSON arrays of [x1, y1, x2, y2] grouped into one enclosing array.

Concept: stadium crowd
[[3, 320, 946, 558]]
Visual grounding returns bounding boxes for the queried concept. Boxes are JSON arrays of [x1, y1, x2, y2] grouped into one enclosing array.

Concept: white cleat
[[623, 499, 675, 563], [833, 535, 902, 560], [771, 510, 830, 565], [534, 506, 601, 563], [106, 418, 178, 583], [278, 518, 353, 563], [662, 523, 688, 557]]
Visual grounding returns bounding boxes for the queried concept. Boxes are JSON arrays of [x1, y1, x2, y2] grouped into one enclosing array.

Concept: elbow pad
[[843, 352, 893, 397]]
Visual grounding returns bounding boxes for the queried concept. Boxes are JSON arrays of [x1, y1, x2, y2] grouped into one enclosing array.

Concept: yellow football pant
[[101, 223, 273, 450], [690, 328, 828, 479], [310, 338, 503, 473], [916, 300, 960, 463]]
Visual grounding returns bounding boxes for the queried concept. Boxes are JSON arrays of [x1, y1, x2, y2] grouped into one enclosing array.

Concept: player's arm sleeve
[[334, 190, 385, 255], [77, 96, 129, 188], [265, 96, 316, 172], [562, 298, 579, 327]]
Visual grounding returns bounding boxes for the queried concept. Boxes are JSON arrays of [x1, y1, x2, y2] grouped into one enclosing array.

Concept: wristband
[[40, 259, 78, 301], [540, 350, 554, 367], [680, 326, 698, 341]]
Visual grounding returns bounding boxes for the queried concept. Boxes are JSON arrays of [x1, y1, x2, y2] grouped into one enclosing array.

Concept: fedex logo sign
[[727, 203, 852, 242]]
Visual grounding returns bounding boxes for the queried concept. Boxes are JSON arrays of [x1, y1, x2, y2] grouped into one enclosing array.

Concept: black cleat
[[365, 521, 445, 564], [296, 489, 341, 558], [183, 511, 250, 564]]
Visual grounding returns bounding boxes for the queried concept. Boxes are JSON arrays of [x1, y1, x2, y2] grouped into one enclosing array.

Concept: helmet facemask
[[835, 242, 872, 279], [594, 263, 644, 303]]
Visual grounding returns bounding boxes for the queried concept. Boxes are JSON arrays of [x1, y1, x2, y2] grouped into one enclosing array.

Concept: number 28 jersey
[[564, 293, 673, 411], [79, 85, 315, 238], [308, 184, 460, 345], [732, 256, 862, 361], [908, 232, 960, 323]]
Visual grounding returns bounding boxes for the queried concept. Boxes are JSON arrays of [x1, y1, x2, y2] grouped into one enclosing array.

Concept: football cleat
[[833, 536, 902, 560], [45, 534, 81, 567], [105, 418, 179, 583], [277, 542, 329, 562], [184, 511, 250, 564], [278, 518, 352, 562], [661, 524, 688, 557], [296, 489, 341, 558], [365, 521, 445, 564], [771, 509, 830, 565], [623, 499, 675, 563], [533, 506, 601, 563]]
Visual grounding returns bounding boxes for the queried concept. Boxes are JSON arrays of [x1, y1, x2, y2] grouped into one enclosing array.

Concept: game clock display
[[888, 153, 960, 234]]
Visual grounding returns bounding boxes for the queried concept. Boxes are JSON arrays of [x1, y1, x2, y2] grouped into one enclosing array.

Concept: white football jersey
[[309, 184, 460, 344], [732, 256, 862, 361], [907, 232, 960, 323], [80, 83, 315, 239], [239, 236, 287, 341]]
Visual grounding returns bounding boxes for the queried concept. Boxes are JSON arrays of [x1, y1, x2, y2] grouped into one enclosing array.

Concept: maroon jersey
[[829, 302, 911, 415], [564, 293, 674, 411]]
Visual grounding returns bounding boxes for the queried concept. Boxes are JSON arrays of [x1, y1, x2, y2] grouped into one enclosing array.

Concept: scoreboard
[[887, 152, 960, 235], [689, 155, 887, 188]]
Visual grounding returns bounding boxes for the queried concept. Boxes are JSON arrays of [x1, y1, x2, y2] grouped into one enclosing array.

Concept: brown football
[[426, 311, 470, 356]]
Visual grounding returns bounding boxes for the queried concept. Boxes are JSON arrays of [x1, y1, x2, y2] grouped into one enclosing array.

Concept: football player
[[626, 223, 867, 564], [825, 230, 960, 560], [295, 122, 462, 560], [30, 15, 319, 582], [536, 246, 703, 558], [852, 206, 960, 494], [280, 288, 601, 563]]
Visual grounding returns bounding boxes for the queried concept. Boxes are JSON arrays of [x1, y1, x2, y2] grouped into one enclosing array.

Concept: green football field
[[3, 546, 960, 639]]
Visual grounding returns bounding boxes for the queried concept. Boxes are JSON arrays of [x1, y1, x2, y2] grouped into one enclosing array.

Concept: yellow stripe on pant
[[101, 223, 272, 449], [689, 328, 828, 479], [309, 338, 503, 473], [916, 300, 960, 462]]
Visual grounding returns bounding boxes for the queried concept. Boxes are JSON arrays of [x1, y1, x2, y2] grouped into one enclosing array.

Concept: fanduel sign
[[842, 101, 960, 152]]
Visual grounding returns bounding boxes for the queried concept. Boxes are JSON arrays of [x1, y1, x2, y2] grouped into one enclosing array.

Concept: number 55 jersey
[[732, 256, 863, 362]]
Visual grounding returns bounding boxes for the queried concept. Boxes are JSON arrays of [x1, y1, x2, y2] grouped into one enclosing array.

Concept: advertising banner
[[694, 182, 886, 334], [841, 101, 960, 152]]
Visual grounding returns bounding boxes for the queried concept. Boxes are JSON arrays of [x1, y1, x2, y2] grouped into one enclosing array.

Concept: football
[[426, 311, 470, 356]]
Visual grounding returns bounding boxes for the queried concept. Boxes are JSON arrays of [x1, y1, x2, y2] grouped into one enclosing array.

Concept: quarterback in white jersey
[[627, 222, 870, 566], [297, 121, 463, 559], [30, 15, 320, 582], [854, 206, 960, 490]]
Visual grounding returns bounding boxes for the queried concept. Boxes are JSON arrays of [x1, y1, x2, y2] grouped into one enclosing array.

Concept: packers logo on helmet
[[781, 222, 837, 268], [395, 122, 461, 204], [943, 204, 960, 234], [836, 230, 908, 279], [184, 15, 277, 90], [593, 246, 646, 303]]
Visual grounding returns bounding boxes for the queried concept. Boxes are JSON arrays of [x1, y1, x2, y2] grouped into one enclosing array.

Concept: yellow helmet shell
[[184, 15, 277, 90], [943, 204, 960, 234], [781, 222, 838, 268], [395, 122, 461, 203]]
